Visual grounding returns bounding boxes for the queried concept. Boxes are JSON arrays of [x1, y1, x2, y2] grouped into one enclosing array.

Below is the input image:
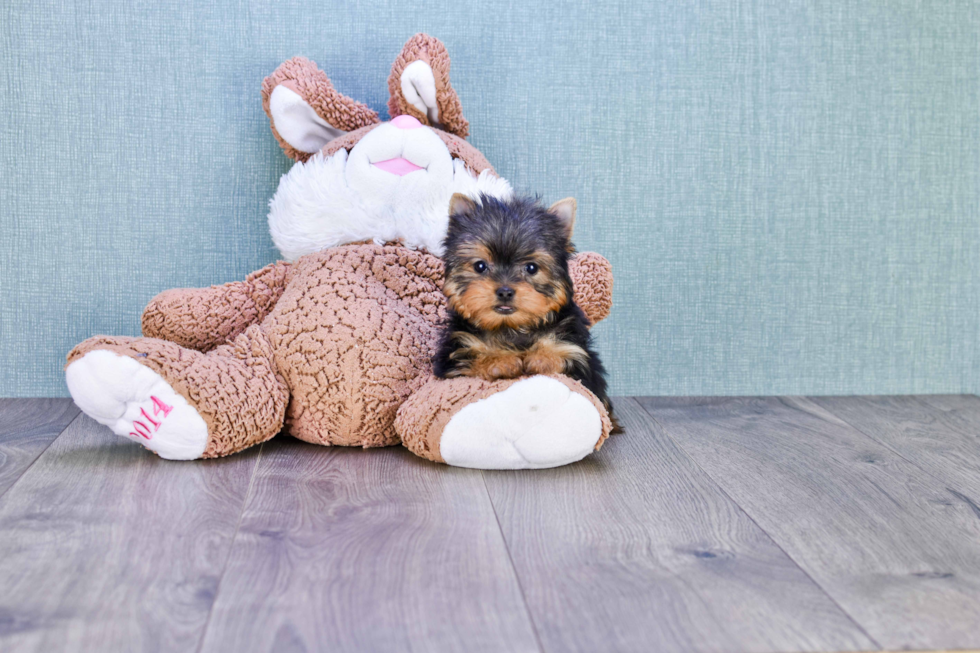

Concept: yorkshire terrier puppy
[[434, 193, 620, 432]]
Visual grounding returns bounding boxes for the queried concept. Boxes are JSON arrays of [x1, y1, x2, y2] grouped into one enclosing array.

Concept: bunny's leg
[[395, 375, 612, 469], [141, 261, 291, 352], [65, 326, 287, 460]]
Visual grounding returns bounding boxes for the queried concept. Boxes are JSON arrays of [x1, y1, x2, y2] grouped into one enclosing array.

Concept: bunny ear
[[263, 57, 380, 161], [387, 34, 469, 139]]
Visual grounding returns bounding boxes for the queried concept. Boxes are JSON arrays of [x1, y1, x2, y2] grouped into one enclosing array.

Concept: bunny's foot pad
[[440, 376, 602, 469], [66, 350, 208, 460]]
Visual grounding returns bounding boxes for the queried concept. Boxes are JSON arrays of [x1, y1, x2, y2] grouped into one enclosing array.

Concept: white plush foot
[[440, 376, 603, 470], [65, 350, 209, 460]]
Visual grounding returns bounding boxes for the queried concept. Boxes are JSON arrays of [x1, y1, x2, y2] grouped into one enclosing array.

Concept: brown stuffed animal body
[[65, 35, 614, 469]]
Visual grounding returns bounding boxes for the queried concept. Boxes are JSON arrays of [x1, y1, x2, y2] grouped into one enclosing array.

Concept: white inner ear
[[400, 60, 439, 125], [269, 85, 347, 154]]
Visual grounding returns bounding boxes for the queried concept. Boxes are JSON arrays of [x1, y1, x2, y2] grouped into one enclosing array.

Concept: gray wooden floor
[[1, 396, 980, 653]]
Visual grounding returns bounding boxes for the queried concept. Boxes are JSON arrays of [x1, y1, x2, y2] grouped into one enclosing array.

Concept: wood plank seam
[[636, 395, 980, 649], [195, 442, 542, 651], [633, 398, 884, 650], [0, 409, 83, 503], [194, 442, 266, 653], [484, 397, 877, 652], [811, 395, 980, 508], [479, 472, 546, 653], [0, 412, 262, 651]]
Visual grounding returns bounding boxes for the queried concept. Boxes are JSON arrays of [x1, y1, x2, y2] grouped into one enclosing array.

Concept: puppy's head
[[442, 194, 577, 330]]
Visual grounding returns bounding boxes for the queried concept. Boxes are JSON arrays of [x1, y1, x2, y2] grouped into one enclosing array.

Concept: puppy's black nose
[[496, 286, 515, 302]]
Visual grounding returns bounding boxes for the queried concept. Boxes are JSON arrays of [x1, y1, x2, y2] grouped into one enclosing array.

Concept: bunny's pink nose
[[391, 114, 423, 130]]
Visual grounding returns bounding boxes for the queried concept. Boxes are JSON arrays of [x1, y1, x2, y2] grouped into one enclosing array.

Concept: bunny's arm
[[141, 262, 292, 352], [569, 252, 613, 326]]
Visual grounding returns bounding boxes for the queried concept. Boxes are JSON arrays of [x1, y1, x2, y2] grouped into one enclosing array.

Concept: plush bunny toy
[[65, 34, 615, 469]]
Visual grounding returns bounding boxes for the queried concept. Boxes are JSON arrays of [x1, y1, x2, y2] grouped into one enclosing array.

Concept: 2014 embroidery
[[129, 396, 173, 440]]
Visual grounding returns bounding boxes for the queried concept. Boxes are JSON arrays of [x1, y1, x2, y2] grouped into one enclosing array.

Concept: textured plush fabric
[[67, 244, 613, 459], [430, 130, 495, 177], [67, 327, 289, 458], [567, 252, 613, 326], [265, 245, 445, 448], [387, 33, 469, 139], [320, 122, 496, 177], [262, 57, 380, 162], [61, 35, 617, 465], [262, 39, 512, 261], [317, 120, 497, 176], [397, 373, 612, 464], [142, 262, 292, 352], [3, 1, 979, 398]]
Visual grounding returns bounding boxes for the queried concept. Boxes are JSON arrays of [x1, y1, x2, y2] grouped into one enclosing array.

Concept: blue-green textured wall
[[2, 0, 978, 397]]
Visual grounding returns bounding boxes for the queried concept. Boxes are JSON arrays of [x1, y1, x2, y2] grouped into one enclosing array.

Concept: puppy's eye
[[473, 260, 488, 274], [524, 262, 539, 275]]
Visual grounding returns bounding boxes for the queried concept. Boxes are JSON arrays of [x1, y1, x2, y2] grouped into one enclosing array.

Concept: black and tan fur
[[434, 193, 620, 432]]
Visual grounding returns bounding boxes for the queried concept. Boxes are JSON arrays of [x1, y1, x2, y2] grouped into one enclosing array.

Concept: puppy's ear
[[548, 198, 577, 239], [448, 193, 477, 221], [388, 34, 469, 139]]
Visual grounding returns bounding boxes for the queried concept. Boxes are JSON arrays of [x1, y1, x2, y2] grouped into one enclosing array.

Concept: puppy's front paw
[[523, 351, 565, 376], [472, 353, 524, 380]]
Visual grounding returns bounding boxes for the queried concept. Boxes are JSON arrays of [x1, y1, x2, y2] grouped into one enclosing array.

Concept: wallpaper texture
[[1, 0, 978, 397]]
